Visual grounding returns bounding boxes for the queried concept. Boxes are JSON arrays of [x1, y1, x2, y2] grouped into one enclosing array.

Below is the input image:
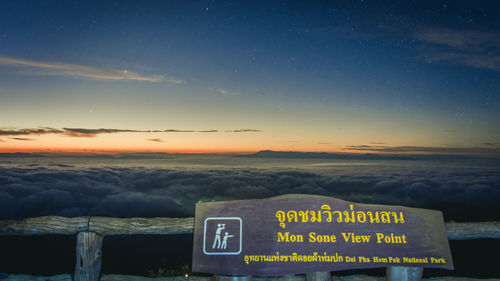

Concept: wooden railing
[[1, 217, 499, 281]]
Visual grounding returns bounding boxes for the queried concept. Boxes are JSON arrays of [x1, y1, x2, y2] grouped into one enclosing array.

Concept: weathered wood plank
[[0, 274, 73, 281], [1, 274, 499, 281], [330, 275, 383, 281], [256, 275, 304, 281], [214, 275, 253, 281], [0, 216, 89, 235], [1, 217, 499, 239], [386, 266, 423, 281], [445, 221, 500, 240], [89, 217, 194, 235], [422, 276, 500, 281], [0, 217, 194, 236], [74, 232, 103, 281], [306, 272, 330, 281], [102, 276, 210, 281]]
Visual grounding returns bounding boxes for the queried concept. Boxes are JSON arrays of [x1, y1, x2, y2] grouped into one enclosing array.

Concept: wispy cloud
[[225, 129, 261, 133], [63, 128, 145, 137], [415, 28, 500, 71], [0, 127, 148, 138], [0, 127, 261, 138], [482, 142, 497, 146], [217, 88, 229, 95], [9, 137, 35, 141], [416, 28, 500, 51], [0, 56, 164, 82], [147, 138, 164, 143], [163, 129, 195, 133], [344, 144, 500, 156], [0, 127, 61, 136], [215, 88, 240, 96], [167, 79, 185, 84]]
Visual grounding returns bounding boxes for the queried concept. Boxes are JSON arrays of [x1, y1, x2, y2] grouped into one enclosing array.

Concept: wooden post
[[306, 271, 330, 281], [386, 266, 423, 281], [214, 275, 252, 281], [74, 231, 104, 281]]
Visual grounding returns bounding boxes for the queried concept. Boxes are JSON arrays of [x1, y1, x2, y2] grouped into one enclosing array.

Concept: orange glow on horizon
[[0, 146, 260, 154], [0, 143, 350, 154], [1, 133, 497, 156]]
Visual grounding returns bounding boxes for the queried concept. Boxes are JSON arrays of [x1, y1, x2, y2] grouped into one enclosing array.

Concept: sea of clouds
[[1, 160, 499, 221]]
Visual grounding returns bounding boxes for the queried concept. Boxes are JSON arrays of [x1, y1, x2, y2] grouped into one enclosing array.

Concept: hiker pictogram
[[221, 232, 234, 249], [212, 223, 226, 249], [203, 217, 242, 255]]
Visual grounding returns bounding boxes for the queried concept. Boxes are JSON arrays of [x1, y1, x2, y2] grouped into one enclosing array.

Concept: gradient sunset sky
[[0, 1, 499, 154]]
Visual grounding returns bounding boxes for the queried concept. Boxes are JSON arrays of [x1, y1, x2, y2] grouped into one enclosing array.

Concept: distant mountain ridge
[[241, 150, 411, 160], [241, 150, 492, 161]]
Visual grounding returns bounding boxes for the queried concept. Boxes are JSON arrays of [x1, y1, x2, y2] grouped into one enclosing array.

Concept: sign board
[[192, 194, 453, 276]]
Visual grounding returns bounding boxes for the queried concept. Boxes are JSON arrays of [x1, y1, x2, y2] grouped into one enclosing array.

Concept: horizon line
[[0, 149, 498, 158]]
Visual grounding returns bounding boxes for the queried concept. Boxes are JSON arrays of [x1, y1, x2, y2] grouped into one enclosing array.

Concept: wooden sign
[[192, 194, 453, 276]]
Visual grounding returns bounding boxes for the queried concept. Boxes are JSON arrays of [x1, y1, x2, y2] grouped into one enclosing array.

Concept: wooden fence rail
[[1, 217, 499, 281], [2, 216, 500, 239], [0, 217, 195, 236]]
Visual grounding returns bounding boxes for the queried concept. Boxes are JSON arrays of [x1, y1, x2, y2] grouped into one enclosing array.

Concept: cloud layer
[[0, 163, 498, 221], [0, 56, 164, 82]]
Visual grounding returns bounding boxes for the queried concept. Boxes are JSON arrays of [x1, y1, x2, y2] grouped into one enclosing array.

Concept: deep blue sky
[[0, 0, 499, 154]]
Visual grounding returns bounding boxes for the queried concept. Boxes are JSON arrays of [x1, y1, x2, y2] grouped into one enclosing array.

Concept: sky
[[0, 0, 499, 155]]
